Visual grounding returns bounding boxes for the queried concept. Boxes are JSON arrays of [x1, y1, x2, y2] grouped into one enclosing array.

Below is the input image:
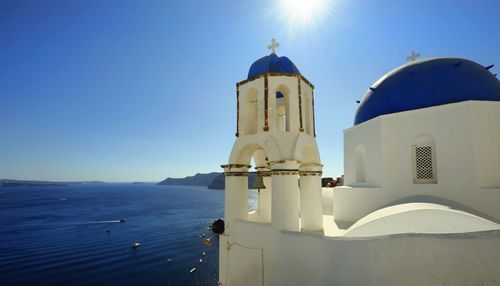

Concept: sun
[[277, 0, 329, 28]]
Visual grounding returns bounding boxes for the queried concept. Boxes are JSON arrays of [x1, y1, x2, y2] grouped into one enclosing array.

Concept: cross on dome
[[268, 38, 280, 54], [406, 51, 421, 62]]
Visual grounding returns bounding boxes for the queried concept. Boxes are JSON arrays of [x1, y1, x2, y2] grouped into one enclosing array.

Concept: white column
[[271, 160, 300, 231], [218, 235, 228, 285], [223, 165, 249, 224], [260, 171, 272, 223], [299, 165, 323, 231]]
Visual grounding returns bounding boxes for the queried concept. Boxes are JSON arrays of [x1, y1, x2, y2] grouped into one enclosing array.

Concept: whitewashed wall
[[336, 101, 500, 223], [219, 220, 500, 286]]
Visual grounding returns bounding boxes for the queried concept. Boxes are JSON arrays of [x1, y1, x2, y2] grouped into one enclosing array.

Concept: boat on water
[[203, 238, 212, 246], [130, 242, 140, 248]]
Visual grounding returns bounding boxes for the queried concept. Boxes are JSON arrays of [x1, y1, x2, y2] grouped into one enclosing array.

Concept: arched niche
[[274, 84, 291, 132], [355, 144, 366, 183], [240, 88, 258, 135]]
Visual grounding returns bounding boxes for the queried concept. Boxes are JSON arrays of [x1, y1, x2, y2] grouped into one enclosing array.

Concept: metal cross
[[268, 38, 280, 54], [406, 51, 421, 62]]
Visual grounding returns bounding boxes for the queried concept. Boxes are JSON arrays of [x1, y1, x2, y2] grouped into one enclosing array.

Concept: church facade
[[336, 58, 500, 229], [218, 43, 500, 285]]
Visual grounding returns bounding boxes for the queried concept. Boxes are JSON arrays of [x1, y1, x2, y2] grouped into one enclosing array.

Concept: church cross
[[268, 38, 280, 54], [406, 51, 421, 62]]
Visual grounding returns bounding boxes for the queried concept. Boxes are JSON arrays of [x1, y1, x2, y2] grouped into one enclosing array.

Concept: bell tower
[[222, 40, 323, 232]]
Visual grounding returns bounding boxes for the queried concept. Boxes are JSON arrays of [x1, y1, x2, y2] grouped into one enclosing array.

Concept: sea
[[0, 183, 258, 286]]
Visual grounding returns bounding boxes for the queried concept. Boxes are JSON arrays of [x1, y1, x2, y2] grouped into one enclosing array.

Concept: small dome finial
[[406, 51, 421, 62], [268, 38, 280, 54]]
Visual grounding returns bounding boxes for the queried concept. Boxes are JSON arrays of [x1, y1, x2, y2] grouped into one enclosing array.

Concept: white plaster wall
[[337, 101, 500, 223], [220, 220, 500, 286], [471, 101, 500, 188], [332, 186, 388, 223], [379, 101, 474, 193]]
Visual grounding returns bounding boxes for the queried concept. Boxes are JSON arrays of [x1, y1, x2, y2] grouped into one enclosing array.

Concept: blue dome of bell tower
[[247, 53, 301, 79]]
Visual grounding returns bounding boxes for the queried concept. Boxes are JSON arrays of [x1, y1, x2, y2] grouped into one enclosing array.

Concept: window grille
[[413, 145, 436, 183]]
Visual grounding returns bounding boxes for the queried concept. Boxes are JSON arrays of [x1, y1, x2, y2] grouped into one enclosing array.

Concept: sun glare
[[278, 0, 329, 28]]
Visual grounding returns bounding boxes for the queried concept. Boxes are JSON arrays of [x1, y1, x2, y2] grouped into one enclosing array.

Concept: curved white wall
[[344, 203, 500, 237]]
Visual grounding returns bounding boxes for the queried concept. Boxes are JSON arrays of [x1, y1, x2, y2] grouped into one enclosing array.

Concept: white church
[[218, 40, 500, 286]]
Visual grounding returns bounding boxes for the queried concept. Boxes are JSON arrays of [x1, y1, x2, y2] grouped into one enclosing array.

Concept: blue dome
[[354, 58, 500, 125], [247, 53, 301, 79]]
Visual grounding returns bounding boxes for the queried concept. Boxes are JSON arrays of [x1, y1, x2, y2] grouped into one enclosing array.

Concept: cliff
[[207, 173, 257, 190], [158, 172, 222, 186]]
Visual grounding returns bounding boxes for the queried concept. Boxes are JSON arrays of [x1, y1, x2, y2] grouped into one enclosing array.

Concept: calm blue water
[[0, 184, 243, 286]]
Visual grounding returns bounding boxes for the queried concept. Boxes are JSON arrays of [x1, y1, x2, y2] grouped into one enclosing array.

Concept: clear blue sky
[[1, 0, 499, 182]]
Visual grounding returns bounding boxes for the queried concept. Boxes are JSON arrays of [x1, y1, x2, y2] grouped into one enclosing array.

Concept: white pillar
[[218, 235, 228, 285], [299, 165, 323, 231], [271, 160, 300, 231], [259, 171, 272, 223], [223, 165, 249, 224]]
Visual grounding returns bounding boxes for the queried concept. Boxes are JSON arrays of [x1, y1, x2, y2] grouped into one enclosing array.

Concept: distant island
[[0, 179, 105, 187], [158, 172, 257, 190], [208, 174, 225, 189], [158, 172, 221, 187], [0, 179, 67, 187]]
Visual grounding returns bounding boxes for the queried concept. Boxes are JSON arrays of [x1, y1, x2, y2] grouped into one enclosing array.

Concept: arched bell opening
[[248, 150, 267, 213], [232, 143, 272, 223], [274, 85, 291, 132]]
